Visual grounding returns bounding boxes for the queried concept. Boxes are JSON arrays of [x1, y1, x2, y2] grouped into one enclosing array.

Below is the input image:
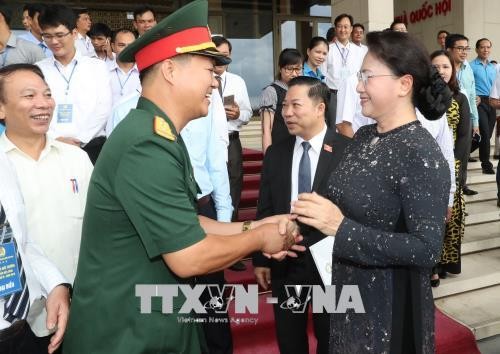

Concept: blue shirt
[[19, 32, 53, 58], [470, 57, 497, 96], [303, 62, 325, 82], [457, 61, 479, 127], [106, 93, 233, 222]]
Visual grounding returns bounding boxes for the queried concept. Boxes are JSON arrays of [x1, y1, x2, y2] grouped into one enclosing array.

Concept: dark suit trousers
[[197, 197, 233, 354], [82, 136, 106, 165], [227, 135, 243, 221], [471, 100, 496, 169], [271, 252, 329, 354], [0, 323, 49, 354]]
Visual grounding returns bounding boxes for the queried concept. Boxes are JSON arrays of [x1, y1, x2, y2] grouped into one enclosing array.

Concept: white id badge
[[57, 104, 73, 123]]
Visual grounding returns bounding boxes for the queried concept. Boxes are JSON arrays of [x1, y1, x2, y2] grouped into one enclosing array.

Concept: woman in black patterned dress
[[430, 50, 471, 286], [292, 31, 452, 353]]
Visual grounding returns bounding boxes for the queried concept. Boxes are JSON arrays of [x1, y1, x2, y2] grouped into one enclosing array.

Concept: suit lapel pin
[[323, 144, 333, 153]]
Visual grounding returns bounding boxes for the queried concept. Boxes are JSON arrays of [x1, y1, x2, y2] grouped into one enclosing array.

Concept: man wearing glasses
[[322, 13, 364, 131], [446, 33, 480, 196], [36, 4, 111, 164]]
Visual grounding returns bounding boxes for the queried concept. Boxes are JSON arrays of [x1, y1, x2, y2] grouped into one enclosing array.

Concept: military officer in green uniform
[[63, 1, 301, 353]]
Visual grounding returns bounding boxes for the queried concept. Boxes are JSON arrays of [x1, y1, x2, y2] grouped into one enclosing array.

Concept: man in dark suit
[[253, 76, 350, 354]]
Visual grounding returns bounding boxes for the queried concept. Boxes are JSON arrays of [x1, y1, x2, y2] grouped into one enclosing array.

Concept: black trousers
[[271, 253, 329, 354], [227, 135, 243, 221], [0, 322, 54, 354], [471, 99, 496, 170], [82, 136, 106, 165], [197, 197, 233, 354]]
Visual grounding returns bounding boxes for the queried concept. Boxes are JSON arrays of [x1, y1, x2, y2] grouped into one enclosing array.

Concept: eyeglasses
[[283, 66, 302, 74], [42, 31, 72, 42], [357, 71, 398, 86], [452, 46, 471, 52]]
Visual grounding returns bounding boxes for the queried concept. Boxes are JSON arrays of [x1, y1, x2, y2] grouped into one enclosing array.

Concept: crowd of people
[[0, 0, 497, 353]]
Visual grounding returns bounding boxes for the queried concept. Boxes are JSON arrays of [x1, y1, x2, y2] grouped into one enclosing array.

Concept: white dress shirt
[[0, 134, 93, 335], [290, 125, 327, 207], [0, 150, 67, 331], [321, 40, 365, 90], [74, 32, 97, 58], [416, 111, 456, 207], [218, 71, 252, 132], [109, 62, 141, 108], [182, 91, 232, 221], [36, 50, 112, 143]]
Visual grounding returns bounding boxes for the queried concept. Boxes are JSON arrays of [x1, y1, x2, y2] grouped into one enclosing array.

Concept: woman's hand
[[292, 192, 344, 235]]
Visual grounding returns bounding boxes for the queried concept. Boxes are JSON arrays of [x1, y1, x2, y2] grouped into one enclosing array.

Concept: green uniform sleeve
[[114, 137, 205, 259]]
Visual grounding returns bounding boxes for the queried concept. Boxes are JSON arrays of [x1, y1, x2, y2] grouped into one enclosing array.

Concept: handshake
[[251, 214, 305, 261]]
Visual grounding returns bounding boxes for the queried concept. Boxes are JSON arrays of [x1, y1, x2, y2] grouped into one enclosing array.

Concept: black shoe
[[468, 157, 478, 162], [494, 155, 500, 160], [229, 261, 247, 271], [431, 277, 440, 287], [482, 167, 495, 174], [462, 187, 478, 195]]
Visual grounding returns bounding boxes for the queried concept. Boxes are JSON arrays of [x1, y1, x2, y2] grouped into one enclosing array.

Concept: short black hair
[[0, 4, 12, 26], [437, 30, 449, 38], [288, 76, 330, 107], [111, 28, 136, 43], [353, 23, 365, 31], [278, 48, 302, 69], [0, 64, 45, 104], [445, 33, 468, 50], [39, 4, 77, 31], [334, 14, 353, 27], [88, 22, 112, 38], [390, 19, 407, 30], [212, 36, 232, 53], [326, 27, 336, 42], [133, 5, 156, 21], [25, 3, 45, 19], [73, 7, 89, 18], [476, 38, 491, 49]]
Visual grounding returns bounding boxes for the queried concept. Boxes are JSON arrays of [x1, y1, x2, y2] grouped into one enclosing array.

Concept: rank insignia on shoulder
[[154, 116, 176, 141]]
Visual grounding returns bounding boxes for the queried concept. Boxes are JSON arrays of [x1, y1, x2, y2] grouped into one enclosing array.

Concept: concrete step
[[435, 285, 500, 340], [464, 182, 497, 204], [463, 221, 500, 254], [432, 248, 500, 299]]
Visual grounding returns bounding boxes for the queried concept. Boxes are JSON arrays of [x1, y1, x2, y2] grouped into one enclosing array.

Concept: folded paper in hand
[[309, 236, 335, 286]]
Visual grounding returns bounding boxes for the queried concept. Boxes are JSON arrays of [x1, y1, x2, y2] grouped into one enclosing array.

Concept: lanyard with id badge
[[0, 222, 22, 299], [55, 61, 78, 124], [336, 42, 350, 80]]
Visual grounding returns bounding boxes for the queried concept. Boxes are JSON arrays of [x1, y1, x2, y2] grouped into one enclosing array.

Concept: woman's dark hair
[[276, 48, 302, 80], [278, 48, 302, 69], [366, 31, 452, 120], [305, 37, 328, 63], [430, 50, 459, 95]]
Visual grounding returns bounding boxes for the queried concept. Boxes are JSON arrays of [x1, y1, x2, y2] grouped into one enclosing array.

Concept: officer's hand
[[254, 267, 271, 290], [46, 284, 70, 353]]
